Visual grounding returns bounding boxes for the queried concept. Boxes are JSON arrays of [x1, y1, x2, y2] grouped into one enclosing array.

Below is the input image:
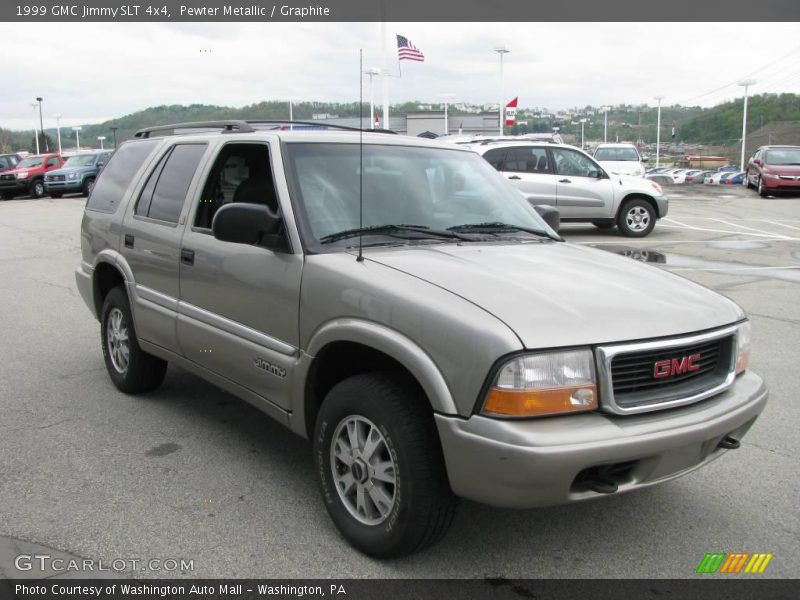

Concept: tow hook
[[718, 436, 741, 450]]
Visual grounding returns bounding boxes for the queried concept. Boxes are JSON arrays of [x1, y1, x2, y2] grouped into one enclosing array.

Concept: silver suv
[[471, 140, 668, 236], [76, 121, 767, 558]]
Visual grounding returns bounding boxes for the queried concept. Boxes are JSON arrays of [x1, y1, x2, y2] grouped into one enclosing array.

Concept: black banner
[[2, 0, 799, 22], [2, 579, 799, 600]]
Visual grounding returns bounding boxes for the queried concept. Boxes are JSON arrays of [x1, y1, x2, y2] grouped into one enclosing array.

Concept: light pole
[[738, 79, 756, 172], [110, 127, 118, 148], [579, 118, 588, 149], [437, 93, 456, 136], [30, 103, 40, 154], [602, 106, 610, 143], [288, 100, 293, 131], [36, 97, 47, 151], [53, 114, 63, 155], [654, 95, 665, 168], [364, 67, 381, 129], [97, 136, 106, 150], [72, 126, 82, 151], [494, 44, 510, 136]]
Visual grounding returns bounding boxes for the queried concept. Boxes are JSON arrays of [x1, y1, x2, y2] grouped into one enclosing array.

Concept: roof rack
[[133, 119, 398, 138]]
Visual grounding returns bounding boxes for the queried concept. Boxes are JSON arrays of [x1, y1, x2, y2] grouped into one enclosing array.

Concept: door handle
[[507, 175, 521, 180], [559, 178, 572, 183], [124, 234, 134, 248], [180, 249, 195, 265]]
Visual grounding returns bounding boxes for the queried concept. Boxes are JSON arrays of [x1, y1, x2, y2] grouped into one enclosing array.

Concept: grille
[[609, 335, 734, 409], [0, 174, 14, 181], [48, 174, 65, 182]]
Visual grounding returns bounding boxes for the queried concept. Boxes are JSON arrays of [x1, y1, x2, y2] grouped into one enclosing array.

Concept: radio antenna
[[357, 48, 364, 262]]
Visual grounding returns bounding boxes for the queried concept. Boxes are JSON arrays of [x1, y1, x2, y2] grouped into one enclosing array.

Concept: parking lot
[[0, 184, 798, 579]]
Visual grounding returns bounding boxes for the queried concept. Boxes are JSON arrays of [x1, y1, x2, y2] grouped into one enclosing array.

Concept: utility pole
[[654, 95, 665, 168], [738, 79, 756, 172], [494, 45, 510, 136]]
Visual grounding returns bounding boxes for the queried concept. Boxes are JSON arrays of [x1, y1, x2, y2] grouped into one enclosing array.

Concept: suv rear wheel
[[100, 286, 167, 393], [314, 372, 455, 558], [617, 198, 656, 237]]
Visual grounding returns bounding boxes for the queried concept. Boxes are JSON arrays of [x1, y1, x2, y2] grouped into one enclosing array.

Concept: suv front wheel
[[314, 372, 455, 558], [100, 286, 167, 393], [617, 198, 656, 237]]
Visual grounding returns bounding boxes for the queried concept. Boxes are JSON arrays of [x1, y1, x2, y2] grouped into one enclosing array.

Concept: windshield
[[765, 148, 800, 166], [594, 147, 640, 161], [64, 155, 97, 167], [16, 157, 43, 168], [284, 143, 551, 248]]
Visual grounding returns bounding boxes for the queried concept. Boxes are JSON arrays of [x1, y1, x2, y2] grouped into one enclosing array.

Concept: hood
[[47, 165, 92, 176], [598, 160, 644, 177], [367, 242, 743, 349]]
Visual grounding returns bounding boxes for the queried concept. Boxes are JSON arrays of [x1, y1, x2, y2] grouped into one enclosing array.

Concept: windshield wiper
[[447, 222, 555, 239], [319, 224, 472, 244]]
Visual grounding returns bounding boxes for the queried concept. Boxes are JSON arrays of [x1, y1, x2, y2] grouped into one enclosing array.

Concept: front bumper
[[45, 179, 83, 193], [763, 175, 800, 192], [435, 370, 766, 508], [0, 179, 29, 193]]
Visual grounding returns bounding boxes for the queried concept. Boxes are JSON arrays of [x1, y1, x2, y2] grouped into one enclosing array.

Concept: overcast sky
[[1, 22, 799, 131]]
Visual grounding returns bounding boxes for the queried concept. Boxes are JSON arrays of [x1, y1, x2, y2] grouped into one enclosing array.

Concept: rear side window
[[135, 144, 206, 224], [505, 147, 550, 173], [482, 148, 507, 170], [87, 140, 159, 213]]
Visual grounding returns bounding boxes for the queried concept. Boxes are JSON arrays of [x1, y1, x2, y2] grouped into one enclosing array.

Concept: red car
[[0, 153, 64, 199], [746, 145, 800, 197]]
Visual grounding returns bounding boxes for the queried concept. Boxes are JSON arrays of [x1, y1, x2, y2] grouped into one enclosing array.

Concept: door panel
[[550, 147, 614, 219], [499, 146, 557, 203], [177, 141, 301, 411]]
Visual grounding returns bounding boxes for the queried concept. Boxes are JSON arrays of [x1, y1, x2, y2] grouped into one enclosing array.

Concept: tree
[[30, 132, 56, 154]]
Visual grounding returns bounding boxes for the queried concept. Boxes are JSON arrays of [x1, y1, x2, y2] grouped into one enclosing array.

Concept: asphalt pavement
[[0, 185, 798, 578]]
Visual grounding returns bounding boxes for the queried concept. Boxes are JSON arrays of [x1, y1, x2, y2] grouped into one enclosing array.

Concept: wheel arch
[[297, 319, 458, 439], [618, 193, 658, 218]]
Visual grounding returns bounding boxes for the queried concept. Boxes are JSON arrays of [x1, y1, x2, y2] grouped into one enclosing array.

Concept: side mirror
[[212, 203, 282, 247], [532, 202, 560, 232], [753, 159, 762, 166]]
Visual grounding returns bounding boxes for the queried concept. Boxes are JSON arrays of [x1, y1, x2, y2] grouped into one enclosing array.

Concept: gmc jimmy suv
[[76, 121, 767, 558]]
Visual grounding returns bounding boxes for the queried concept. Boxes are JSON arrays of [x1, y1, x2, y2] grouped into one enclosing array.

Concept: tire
[[100, 286, 167, 394], [314, 372, 456, 558], [49, 192, 63, 199], [83, 178, 95, 197], [757, 176, 769, 198], [746, 172, 755, 190], [617, 198, 656, 238], [29, 179, 45, 198], [591, 220, 615, 230]]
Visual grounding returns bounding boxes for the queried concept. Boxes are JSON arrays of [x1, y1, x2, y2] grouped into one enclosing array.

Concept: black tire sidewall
[[618, 199, 656, 237], [314, 375, 441, 557]]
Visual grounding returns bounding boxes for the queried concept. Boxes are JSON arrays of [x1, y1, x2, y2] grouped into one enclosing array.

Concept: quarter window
[[482, 148, 507, 171], [87, 140, 159, 214]]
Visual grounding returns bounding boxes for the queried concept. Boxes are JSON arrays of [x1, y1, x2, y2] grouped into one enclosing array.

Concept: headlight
[[649, 181, 663, 194], [735, 321, 751, 375], [482, 349, 598, 417], [16, 171, 29, 179], [68, 172, 78, 180]]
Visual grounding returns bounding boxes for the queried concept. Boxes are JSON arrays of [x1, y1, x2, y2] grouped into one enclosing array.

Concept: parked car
[[646, 174, 674, 186], [45, 150, 113, 198], [717, 165, 739, 173], [592, 143, 646, 177], [471, 140, 668, 236], [746, 145, 800, 197], [672, 169, 703, 184], [723, 172, 746, 185], [688, 170, 717, 184], [0, 153, 21, 174], [0, 153, 64, 199], [75, 121, 766, 558], [704, 172, 731, 185]]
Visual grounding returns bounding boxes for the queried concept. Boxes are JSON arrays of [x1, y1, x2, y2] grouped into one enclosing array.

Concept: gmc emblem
[[654, 353, 702, 378]]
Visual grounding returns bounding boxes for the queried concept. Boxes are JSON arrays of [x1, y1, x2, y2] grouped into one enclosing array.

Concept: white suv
[[471, 141, 668, 237], [593, 143, 646, 177]]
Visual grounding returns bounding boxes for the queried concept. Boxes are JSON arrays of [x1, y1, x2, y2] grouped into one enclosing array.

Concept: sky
[[1, 21, 799, 131]]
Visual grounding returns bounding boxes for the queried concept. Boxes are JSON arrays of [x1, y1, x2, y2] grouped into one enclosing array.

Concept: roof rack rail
[[133, 119, 398, 139], [134, 120, 255, 138]]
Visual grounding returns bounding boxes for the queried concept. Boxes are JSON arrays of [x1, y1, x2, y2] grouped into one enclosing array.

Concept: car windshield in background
[[765, 148, 800, 165], [17, 158, 43, 168], [64, 155, 97, 167], [284, 143, 551, 247], [594, 148, 639, 161]]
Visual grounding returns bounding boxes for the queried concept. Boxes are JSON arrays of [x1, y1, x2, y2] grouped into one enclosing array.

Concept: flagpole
[[380, 19, 389, 129]]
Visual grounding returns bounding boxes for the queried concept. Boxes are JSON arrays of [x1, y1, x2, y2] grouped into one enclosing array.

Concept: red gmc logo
[[653, 353, 702, 378]]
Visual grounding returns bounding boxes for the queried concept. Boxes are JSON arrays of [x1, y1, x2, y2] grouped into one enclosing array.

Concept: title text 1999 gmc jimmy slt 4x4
[[76, 121, 767, 558]]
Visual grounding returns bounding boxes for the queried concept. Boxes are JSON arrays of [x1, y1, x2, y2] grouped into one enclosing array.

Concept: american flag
[[397, 35, 425, 62]]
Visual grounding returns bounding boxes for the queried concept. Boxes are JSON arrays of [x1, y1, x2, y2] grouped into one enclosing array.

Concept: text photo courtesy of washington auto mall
[[0, 1, 799, 597]]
